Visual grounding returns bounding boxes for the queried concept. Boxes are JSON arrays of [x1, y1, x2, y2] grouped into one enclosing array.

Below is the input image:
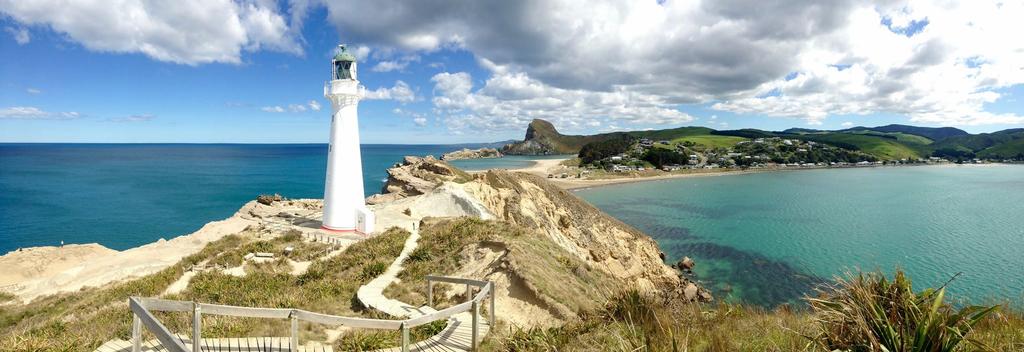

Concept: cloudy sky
[[1, 0, 1023, 143]]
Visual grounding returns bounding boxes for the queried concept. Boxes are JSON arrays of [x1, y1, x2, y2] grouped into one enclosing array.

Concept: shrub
[[360, 262, 388, 281], [807, 270, 998, 352]]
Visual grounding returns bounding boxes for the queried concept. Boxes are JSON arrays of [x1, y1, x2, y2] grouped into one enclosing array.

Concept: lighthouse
[[322, 44, 374, 234]]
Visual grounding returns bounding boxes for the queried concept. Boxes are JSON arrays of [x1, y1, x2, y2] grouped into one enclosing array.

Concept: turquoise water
[[576, 165, 1024, 307], [0, 144, 531, 253]]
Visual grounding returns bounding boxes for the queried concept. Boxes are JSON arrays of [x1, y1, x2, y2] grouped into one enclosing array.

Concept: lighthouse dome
[[333, 46, 356, 62]]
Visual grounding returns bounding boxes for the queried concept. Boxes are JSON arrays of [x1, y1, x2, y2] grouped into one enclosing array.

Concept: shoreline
[[498, 157, 1011, 191]]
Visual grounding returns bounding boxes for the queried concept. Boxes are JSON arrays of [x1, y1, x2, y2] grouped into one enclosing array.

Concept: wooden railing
[[128, 276, 494, 352]]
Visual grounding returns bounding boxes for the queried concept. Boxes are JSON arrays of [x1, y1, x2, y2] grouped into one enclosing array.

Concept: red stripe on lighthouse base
[[320, 225, 367, 236]]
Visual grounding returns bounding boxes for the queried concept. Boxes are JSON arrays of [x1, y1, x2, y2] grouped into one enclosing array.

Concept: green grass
[[978, 138, 1024, 159], [0, 292, 15, 303], [848, 130, 934, 145], [670, 135, 749, 148], [802, 133, 922, 160], [384, 217, 619, 318], [808, 270, 998, 352], [484, 270, 1023, 352], [0, 226, 411, 351]]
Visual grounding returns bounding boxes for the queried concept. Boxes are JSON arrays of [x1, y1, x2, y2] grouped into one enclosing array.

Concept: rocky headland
[[440, 147, 502, 160]]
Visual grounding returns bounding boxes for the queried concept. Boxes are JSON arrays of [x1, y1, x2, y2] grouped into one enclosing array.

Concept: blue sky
[[2, 1, 1022, 143]]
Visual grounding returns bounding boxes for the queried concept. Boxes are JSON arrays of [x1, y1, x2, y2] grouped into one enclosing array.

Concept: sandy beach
[[501, 157, 970, 191], [503, 157, 787, 190]]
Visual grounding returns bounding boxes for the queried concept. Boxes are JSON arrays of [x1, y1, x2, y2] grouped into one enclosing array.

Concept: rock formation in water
[[440, 147, 503, 160], [365, 156, 472, 205]]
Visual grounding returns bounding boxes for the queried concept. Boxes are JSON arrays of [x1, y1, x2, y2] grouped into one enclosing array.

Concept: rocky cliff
[[440, 147, 503, 160], [502, 119, 591, 155], [366, 155, 472, 205], [371, 156, 710, 304]]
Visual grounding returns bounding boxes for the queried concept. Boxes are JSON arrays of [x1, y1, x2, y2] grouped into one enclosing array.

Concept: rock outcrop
[[463, 170, 707, 300], [369, 155, 711, 304], [440, 148, 502, 160], [365, 156, 472, 205]]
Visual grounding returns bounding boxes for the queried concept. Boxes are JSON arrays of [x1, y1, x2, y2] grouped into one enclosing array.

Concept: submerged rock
[[441, 148, 502, 161], [678, 256, 695, 271]]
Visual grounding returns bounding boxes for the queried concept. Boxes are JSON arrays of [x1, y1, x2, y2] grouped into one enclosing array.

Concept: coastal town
[[558, 136, 972, 179]]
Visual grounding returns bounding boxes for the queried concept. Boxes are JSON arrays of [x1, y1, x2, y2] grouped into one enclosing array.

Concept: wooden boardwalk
[[95, 335, 333, 352], [95, 227, 492, 352], [359, 228, 491, 352]]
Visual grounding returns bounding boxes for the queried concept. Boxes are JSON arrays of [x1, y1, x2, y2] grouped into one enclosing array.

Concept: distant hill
[[501, 119, 1024, 161], [930, 128, 1024, 159], [502, 119, 714, 155], [857, 124, 969, 141]]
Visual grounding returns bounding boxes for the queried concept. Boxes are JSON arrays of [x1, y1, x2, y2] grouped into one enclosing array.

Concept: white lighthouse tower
[[322, 44, 374, 234]]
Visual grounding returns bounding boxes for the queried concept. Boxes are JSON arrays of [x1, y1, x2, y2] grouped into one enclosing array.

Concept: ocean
[[0, 143, 527, 253], [3, 144, 1022, 307], [576, 165, 1024, 307]]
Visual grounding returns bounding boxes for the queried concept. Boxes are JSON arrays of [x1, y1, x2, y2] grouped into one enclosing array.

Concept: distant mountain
[[853, 124, 969, 141], [501, 119, 712, 155], [930, 128, 1024, 159], [501, 119, 1024, 161]]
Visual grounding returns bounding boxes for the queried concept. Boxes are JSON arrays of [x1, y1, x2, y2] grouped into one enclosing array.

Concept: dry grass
[[486, 271, 1023, 352], [0, 226, 410, 351], [384, 217, 619, 318]]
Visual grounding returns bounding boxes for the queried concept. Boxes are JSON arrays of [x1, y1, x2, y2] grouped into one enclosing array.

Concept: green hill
[[930, 128, 1024, 159], [789, 132, 922, 160], [861, 124, 968, 141], [502, 119, 714, 155], [501, 119, 1023, 161]]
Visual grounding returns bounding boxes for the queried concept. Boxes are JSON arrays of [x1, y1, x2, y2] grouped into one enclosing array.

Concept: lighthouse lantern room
[[322, 44, 374, 234]]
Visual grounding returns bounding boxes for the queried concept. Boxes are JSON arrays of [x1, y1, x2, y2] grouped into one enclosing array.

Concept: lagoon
[[577, 165, 1024, 307]]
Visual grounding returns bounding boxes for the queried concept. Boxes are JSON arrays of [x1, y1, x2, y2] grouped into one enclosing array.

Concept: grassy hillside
[[505, 119, 1022, 161], [503, 120, 716, 155], [0, 227, 411, 350], [789, 132, 923, 160], [846, 130, 933, 145], [861, 124, 969, 141], [671, 135, 749, 148], [490, 271, 1022, 352], [930, 129, 1024, 159]]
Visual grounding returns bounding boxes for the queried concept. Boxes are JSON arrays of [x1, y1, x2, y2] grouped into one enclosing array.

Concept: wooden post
[[489, 282, 496, 326], [290, 313, 298, 352], [400, 322, 410, 352], [471, 300, 479, 350], [427, 280, 434, 306], [132, 313, 141, 352], [192, 303, 201, 352], [465, 283, 471, 302]]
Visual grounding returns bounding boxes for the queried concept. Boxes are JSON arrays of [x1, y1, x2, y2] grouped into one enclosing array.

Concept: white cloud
[[107, 114, 155, 122], [364, 80, 417, 103], [372, 61, 407, 72], [261, 100, 323, 113], [432, 71, 693, 134], [4, 26, 29, 44], [0, 0, 302, 65], [0, 106, 78, 119], [306, 0, 1024, 130], [26, 88, 41, 94], [370, 54, 419, 72], [393, 107, 430, 127], [841, 121, 854, 127]]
